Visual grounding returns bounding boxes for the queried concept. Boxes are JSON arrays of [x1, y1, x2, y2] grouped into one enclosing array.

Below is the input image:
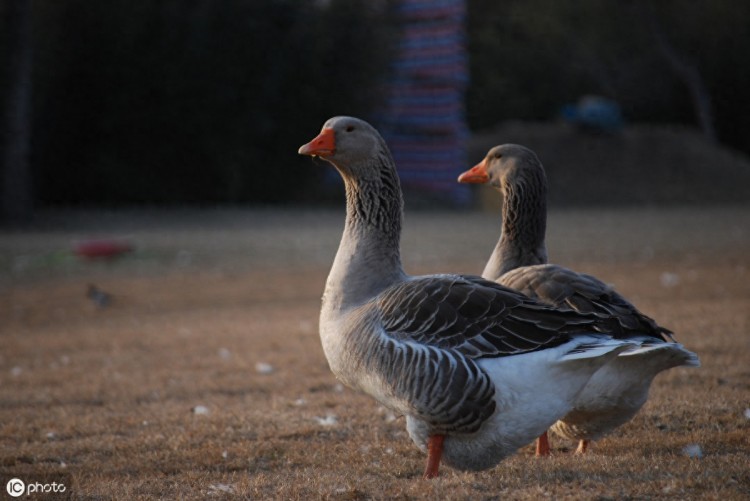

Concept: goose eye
[[494, 153, 502, 159], [345, 125, 355, 132]]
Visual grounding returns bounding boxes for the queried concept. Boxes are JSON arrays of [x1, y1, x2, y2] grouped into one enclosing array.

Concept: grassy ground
[[1, 206, 749, 500]]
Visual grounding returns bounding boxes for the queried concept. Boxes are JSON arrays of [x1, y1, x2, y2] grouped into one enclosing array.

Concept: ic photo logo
[[6, 478, 25, 497], [6, 477, 67, 497]]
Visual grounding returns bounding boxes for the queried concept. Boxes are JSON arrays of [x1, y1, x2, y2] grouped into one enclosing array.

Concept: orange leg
[[536, 431, 551, 457], [575, 439, 589, 454], [423, 434, 445, 479]]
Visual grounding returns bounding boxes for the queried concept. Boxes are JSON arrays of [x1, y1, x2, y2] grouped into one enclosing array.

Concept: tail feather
[[619, 342, 701, 368], [562, 337, 637, 361]]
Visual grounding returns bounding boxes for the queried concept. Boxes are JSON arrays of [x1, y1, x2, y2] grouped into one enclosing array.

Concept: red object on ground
[[74, 239, 133, 259]]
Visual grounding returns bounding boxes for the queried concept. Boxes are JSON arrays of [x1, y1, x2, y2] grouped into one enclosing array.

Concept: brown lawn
[[1, 206, 749, 500]]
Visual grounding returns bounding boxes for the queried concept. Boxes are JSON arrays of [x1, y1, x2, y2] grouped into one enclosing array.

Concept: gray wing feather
[[499, 264, 673, 341], [353, 274, 616, 434]]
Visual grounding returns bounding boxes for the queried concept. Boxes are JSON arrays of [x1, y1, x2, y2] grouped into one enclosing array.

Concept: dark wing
[[498, 264, 673, 342], [356, 273, 614, 435], [375, 274, 612, 358]]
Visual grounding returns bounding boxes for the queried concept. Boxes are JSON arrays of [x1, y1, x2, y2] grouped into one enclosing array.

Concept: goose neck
[[483, 169, 548, 280], [324, 158, 405, 311]]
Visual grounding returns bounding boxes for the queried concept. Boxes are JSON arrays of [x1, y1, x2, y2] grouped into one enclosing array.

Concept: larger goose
[[458, 144, 700, 455], [298, 117, 636, 478]]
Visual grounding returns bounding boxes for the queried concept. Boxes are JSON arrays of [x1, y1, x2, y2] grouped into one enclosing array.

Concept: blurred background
[[2, 0, 749, 224]]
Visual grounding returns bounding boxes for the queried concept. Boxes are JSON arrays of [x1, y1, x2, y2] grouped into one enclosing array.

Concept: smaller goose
[[459, 144, 700, 455], [299, 117, 636, 478]]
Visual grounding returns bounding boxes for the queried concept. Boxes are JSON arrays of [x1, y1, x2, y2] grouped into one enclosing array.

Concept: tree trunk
[[2, 0, 34, 223], [640, 4, 717, 142]]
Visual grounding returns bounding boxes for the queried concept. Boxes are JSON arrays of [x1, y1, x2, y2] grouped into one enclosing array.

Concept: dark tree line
[[466, 0, 750, 148], [1, 0, 396, 217], [1, 0, 748, 219], [1, 0, 33, 222]]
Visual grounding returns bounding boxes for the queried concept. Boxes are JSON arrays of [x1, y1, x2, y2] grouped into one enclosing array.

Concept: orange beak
[[457, 159, 489, 184], [298, 128, 335, 157]]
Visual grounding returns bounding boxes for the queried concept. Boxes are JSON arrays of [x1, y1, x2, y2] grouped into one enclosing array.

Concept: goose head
[[458, 144, 543, 192], [299, 116, 390, 180]]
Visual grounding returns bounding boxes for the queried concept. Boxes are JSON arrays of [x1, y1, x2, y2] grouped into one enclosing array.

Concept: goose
[[298, 116, 637, 478], [458, 144, 700, 455]]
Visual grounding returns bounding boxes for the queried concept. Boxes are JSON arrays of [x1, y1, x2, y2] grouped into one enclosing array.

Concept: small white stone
[[314, 414, 338, 426], [660, 272, 681, 288], [208, 483, 234, 495], [682, 444, 703, 458], [192, 405, 210, 415], [255, 362, 274, 374]]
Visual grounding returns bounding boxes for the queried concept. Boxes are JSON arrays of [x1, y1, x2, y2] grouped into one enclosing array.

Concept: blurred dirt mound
[[468, 122, 750, 207]]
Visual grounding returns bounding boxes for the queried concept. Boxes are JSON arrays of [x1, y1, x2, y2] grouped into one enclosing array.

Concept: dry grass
[[1, 207, 749, 500]]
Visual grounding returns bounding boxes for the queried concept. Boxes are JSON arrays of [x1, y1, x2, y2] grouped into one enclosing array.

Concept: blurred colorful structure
[[377, 0, 470, 205]]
